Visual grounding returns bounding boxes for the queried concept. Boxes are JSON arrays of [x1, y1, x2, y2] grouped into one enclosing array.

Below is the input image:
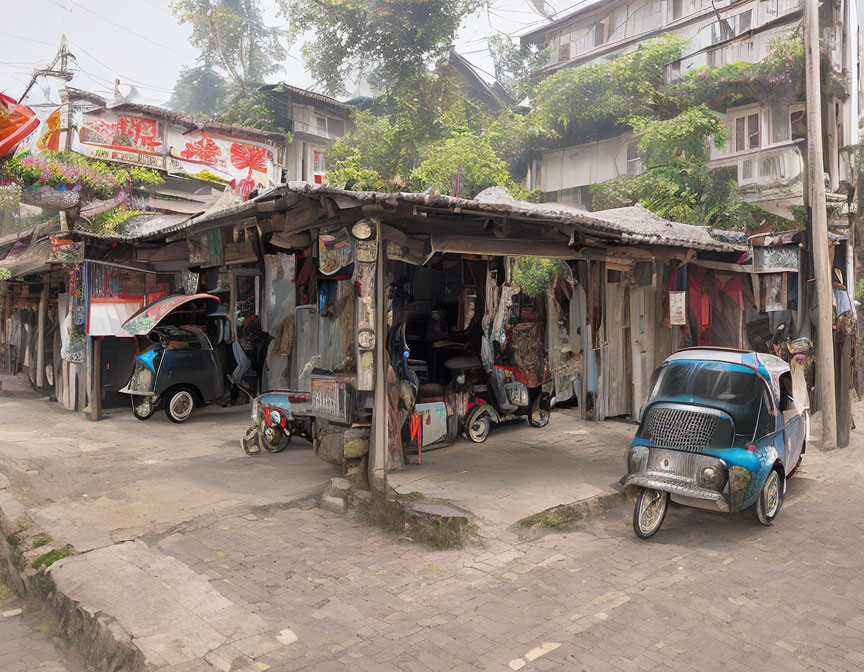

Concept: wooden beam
[[430, 234, 576, 258]]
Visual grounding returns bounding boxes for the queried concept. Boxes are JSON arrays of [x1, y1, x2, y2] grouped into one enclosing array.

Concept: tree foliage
[[172, 0, 285, 91], [279, 0, 486, 95], [325, 69, 492, 191], [412, 130, 535, 200], [488, 33, 549, 100], [590, 107, 790, 231], [513, 257, 569, 298], [168, 65, 229, 117], [216, 91, 291, 137], [669, 34, 805, 111], [530, 35, 686, 146]]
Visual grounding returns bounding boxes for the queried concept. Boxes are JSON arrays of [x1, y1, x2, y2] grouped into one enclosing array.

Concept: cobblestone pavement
[[0, 574, 85, 672], [155, 442, 864, 672]]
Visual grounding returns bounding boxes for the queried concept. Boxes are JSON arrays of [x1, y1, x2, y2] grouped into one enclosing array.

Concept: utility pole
[[803, 0, 837, 448], [18, 35, 75, 104]]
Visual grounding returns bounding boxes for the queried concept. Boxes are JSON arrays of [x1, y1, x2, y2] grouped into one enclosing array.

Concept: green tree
[[488, 33, 549, 100], [529, 35, 686, 146], [326, 69, 490, 190], [411, 129, 535, 199], [168, 65, 229, 117], [172, 0, 285, 91], [278, 0, 487, 95], [590, 107, 788, 230], [216, 91, 290, 137]]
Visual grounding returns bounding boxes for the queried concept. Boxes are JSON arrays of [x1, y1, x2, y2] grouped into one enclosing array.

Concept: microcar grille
[[643, 407, 719, 452]]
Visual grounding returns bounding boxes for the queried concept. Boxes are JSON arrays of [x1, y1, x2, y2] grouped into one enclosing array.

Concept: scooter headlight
[[270, 410, 283, 426]]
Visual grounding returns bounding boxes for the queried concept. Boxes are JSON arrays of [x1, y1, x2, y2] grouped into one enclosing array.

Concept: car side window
[[755, 388, 776, 439]]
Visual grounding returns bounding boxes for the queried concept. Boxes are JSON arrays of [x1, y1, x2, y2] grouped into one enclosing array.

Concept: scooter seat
[[444, 355, 482, 370]]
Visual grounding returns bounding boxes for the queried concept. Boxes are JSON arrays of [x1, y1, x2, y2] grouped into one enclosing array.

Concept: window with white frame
[[760, 154, 786, 179], [593, 19, 608, 47], [733, 112, 761, 152], [671, 0, 685, 21], [771, 106, 791, 143]]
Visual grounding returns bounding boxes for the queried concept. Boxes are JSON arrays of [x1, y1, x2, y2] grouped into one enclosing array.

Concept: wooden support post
[[369, 224, 387, 490], [35, 278, 48, 388], [804, 0, 838, 448], [88, 337, 102, 421]]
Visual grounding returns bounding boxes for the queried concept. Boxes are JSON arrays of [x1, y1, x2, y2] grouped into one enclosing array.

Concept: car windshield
[[649, 360, 766, 437]]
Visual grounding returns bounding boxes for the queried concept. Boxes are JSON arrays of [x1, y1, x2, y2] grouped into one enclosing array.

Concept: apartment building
[[259, 83, 351, 184], [521, 0, 860, 219]]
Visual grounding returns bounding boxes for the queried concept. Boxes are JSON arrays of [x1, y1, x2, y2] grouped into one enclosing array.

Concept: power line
[[67, 40, 176, 92], [64, 0, 196, 60], [0, 30, 58, 47]]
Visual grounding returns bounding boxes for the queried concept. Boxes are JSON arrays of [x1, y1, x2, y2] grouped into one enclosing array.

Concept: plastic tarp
[[0, 94, 39, 157], [88, 300, 143, 337]]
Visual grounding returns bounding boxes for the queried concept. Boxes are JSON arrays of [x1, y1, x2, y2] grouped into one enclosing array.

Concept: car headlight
[[135, 366, 153, 390], [697, 465, 723, 489]]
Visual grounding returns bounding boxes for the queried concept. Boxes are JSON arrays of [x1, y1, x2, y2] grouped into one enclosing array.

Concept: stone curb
[[513, 486, 625, 539], [0, 481, 332, 672], [0, 487, 147, 672]]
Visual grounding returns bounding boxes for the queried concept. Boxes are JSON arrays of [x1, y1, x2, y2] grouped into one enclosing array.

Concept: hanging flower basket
[[19, 184, 80, 209]]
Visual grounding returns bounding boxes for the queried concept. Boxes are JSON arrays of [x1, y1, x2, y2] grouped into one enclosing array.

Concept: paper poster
[[319, 229, 353, 275], [669, 291, 687, 326]]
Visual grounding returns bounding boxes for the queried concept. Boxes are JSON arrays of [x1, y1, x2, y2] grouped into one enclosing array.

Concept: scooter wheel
[[258, 419, 291, 453], [633, 488, 668, 539], [528, 398, 550, 427], [466, 409, 491, 443], [242, 426, 262, 456]]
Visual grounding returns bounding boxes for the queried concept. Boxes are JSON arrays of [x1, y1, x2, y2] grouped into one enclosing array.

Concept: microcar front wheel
[[633, 488, 668, 539], [754, 469, 783, 526], [131, 395, 155, 420]]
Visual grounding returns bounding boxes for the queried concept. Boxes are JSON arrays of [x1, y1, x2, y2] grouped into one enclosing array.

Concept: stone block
[[320, 495, 347, 515], [327, 478, 352, 496], [343, 428, 370, 459]]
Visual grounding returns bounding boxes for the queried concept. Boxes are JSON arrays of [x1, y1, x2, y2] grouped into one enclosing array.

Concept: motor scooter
[[460, 360, 551, 443]]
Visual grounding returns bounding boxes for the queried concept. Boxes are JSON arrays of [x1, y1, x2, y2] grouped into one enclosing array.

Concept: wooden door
[[604, 275, 631, 418]]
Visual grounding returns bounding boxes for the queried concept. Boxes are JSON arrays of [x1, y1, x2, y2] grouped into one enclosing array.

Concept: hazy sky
[[0, 0, 598, 107]]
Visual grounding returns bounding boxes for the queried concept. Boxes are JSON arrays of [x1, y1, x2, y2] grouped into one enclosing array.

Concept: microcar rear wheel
[[131, 395, 155, 420], [258, 418, 291, 453], [528, 397, 550, 427], [165, 386, 196, 423], [466, 409, 491, 443], [633, 488, 668, 539], [754, 469, 783, 526]]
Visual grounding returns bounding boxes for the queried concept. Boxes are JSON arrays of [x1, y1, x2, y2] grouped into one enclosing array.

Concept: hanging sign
[[318, 228, 353, 275], [188, 229, 224, 268], [181, 269, 200, 295], [73, 109, 164, 168], [669, 291, 687, 326], [49, 235, 83, 263]]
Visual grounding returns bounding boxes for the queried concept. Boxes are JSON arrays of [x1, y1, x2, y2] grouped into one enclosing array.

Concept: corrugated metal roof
[[91, 182, 747, 253]]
